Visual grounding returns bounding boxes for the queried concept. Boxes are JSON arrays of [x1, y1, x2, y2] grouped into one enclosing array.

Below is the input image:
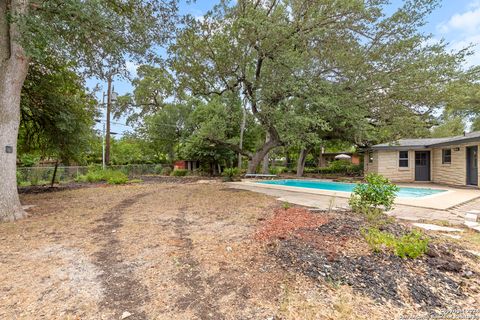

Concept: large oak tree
[[170, 0, 476, 173]]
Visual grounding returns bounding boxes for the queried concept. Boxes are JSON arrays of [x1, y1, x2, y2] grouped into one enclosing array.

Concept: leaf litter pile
[[255, 207, 480, 310]]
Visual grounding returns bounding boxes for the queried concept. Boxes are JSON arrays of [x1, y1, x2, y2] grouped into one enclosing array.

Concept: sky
[[90, 0, 480, 137]]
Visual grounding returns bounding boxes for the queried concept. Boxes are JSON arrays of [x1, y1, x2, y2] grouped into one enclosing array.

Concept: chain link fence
[[16, 164, 163, 186]]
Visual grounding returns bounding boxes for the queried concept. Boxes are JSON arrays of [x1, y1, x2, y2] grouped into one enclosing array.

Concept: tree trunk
[[0, 0, 30, 222], [261, 132, 270, 174], [296, 147, 310, 177], [50, 160, 59, 187], [238, 104, 246, 170], [247, 137, 281, 174]]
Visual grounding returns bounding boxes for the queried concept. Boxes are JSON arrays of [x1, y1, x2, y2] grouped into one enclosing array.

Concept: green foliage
[[222, 167, 240, 181], [18, 154, 40, 167], [329, 160, 353, 172], [137, 103, 192, 163], [171, 169, 188, 177], [154, 164, 164, 174], [106, 172, 129, 185], [180, 97, 246, 168], [282, 202, 291, 210], [349, 173, 400, 212], [161, 167, 173, 176], [170, 0, 476, 165], [431, 114, 466, 138], [76, 168, 129, 185], [19, 59, 97, 165], [269, 167, 286, 175], [18, 1, 178, 78], [114, 65, 175, 123], [304, 162, 362, 176], [362, 228, 429, 259], [110, 136, 153, 165]]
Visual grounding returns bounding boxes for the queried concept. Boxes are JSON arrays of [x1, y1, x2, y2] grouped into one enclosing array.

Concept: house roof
[[372, 131, 480, 150]]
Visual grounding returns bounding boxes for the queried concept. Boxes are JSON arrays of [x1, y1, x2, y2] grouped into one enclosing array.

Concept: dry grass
[[0, 181, 477, 319]]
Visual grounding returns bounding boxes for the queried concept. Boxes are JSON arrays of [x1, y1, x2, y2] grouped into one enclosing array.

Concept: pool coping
[[234, 179, 480, 210]]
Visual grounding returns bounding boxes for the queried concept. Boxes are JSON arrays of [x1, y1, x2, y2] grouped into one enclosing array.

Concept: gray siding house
[[365, 132, 480, 187]]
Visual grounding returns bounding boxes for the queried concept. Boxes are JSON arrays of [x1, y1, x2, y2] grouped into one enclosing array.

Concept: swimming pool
[[257, 180, 447, 198]]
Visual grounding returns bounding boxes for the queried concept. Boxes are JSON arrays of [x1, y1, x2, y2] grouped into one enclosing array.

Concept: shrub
[[161, 167, 172, 176], [171, 169, 188, 177], [75, 168, 129, 185], [222, 167, 239, 181], [362, 228, 429, 259], [349, 173, 399, 212], [106, 171, 129, 184], [304, 161, 362, 176], [154, 164, 164, 174], [269, 166, 286, 175]]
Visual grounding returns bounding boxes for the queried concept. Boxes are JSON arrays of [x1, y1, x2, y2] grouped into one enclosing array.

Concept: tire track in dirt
[[172, 208, 225, 319], [92, 192, 152, 320]]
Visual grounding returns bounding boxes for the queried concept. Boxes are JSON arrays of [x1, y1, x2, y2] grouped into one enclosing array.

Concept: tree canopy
[[18, 58, 98, 165], [166, 0, 477, 173]]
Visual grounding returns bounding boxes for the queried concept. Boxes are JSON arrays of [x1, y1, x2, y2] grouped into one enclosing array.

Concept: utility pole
[[102, 122, 106, 170], [105, 74, 112, 166]]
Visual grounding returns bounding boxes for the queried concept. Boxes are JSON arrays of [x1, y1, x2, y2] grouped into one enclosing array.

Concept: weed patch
[[362, 228, 429, 259]]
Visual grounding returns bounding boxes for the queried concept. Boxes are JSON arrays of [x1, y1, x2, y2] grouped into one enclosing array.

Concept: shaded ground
[[0, 181, 479, 319]]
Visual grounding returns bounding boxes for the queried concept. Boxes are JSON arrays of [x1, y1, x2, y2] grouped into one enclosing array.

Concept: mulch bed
[[256, 207, 480, 310], [254, 208, 329, 241]]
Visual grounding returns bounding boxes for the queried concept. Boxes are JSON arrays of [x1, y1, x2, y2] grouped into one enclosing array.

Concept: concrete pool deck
[[228, 180, 480, 224], [231, 180, 480, 210]]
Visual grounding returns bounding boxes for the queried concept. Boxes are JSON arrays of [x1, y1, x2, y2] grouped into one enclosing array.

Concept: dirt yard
[[1, 180, 479, 319]]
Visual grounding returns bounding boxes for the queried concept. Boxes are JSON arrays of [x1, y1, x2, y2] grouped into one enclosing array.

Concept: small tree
[[349, 173, 399, 213]]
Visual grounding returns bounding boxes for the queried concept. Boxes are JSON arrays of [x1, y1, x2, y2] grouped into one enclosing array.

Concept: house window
[[399, 151, 409, 167], [368, 151, 373, 163], [442, 149, 451, 164]]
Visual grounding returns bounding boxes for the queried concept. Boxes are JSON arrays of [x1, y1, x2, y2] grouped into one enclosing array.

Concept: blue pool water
[[257, 180, 447, 198]]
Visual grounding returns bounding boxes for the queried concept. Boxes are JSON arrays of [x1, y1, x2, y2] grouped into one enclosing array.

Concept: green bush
[[75, 168, 129, 185], [269, 166, 286, 175], [222, 167, 239, 181], [106, 171, 129, 184], [171, 169, 188, 177], [349, 173, 399, 212], [304, 161, 362, 176], [18, 154, 40, 167], [362, 228, 429, 259], [154, 164, 164, 174], [161, 167, 172, 176]]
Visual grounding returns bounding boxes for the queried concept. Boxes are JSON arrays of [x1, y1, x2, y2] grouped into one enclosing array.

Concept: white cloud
[[438, 2, 480, 34], [436, 1, 480, 68]]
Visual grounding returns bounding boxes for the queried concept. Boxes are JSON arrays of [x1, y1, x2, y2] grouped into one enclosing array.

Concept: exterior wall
[[376, 150, 416, 182], [351, 154, 361, 165], [365, 149, 425, 182], [431, 142, 480, 186], [366, 142, 480, 187], [364, 150, 378, 175]]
